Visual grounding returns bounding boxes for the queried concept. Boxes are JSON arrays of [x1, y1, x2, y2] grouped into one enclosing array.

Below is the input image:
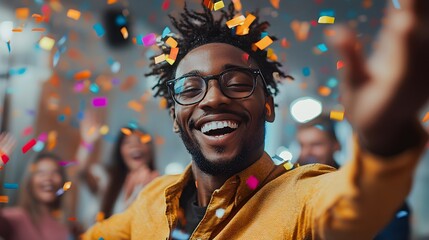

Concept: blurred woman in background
[[0, 134, 74, 240]]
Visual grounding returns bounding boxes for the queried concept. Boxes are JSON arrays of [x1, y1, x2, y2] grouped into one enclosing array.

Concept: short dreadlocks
[[146, 1, 291, 108]]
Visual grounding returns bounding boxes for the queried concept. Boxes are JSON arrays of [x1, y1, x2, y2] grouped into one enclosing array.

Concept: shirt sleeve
[[306, 132, 427, 240]]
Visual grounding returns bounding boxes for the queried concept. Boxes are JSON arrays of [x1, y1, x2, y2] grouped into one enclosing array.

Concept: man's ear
[[169, 106, 180, 133], [265, 96, 275, 122]]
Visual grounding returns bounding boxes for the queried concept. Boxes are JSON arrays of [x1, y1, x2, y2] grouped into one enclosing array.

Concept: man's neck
[[191, 163, 229, 207]]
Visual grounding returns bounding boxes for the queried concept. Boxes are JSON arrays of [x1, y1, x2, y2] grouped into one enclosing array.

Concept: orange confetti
[[203, 0, 214, 10], [0, 196, 9, 203], [32, 28, 46, 32], [16, 8, 30, 20], [68, 217, 77, 222], [107, 0, 117, 4], [291, 20, 310, 41], [128, 100, 144, 112], [280, 38, 290, 48], [318, 86, 331, 96], [330, 110, 345, 121], [120, 76, 137, 91], [254, 36, 273, 50], [232, 0, 242, 11], [422, 112, 429, 123], [32, 14, 44, 23], [323, 29, 336, 37], [269, 0, 280, 9], [226, 15, 245, 28], [159, 98, 168, 109], [12, 28, 23, 32], [140, 134, 152, 144], [74, 70, 91, 80], [236, 14, 256, 35], [169, 47, 179, 61], [67, 9, 81, 20], [165, 37, 178, 48], [300, 82, 308, 90], [155, 136, 165, 145], [63, 181, 72, 191], [121, 128, 132, 136], [96, 212, 105, 222], [47, 131, 57, 151], [120, 27, 129, 39]]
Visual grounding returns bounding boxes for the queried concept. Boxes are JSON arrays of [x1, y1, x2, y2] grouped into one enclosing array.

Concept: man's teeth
[[201, 121, 238, 134]]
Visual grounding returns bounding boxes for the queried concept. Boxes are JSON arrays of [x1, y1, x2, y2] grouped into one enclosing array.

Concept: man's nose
[[198, 80, 231, 109]]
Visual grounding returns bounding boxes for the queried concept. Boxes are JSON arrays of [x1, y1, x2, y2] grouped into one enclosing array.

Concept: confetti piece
[[16, 8, 30, 19], [92, 97, 108, 108], [318, 16, 335, 24], [159, 98, 168, 109], [302, 67, 311, 77], [63, 181, 72, 191], [0, 196, 9, 203], [3, 183, 18, 189], [12, 28, 23, 32], [96, 212, 105, 222], [67, 9, 81, 20], [128, 100, 143, 112], [9, 68, 27, 76], [142, 33, 156, 47], [336, 60, 345, 70], [154, 54, 166, 64], [226, 15, 245, 28], [396, 210, 408, 218], [290, 21, 310, 41], [165, 37, 178, 48], [318, 86, 331, 96], [116, 16, 127, 26], [68, 217, 77, 221], [215, 208, 225, 218], [214, 1, 225, 11], [56, 188, 64, 196], [47, 131, 57, 150], [22, 139, 37, 154], [107, 0, 117, 4], [330, 110, 345, 121], [167, 47, 179, 60], [100, 125, 110, 135], [162, 0, 170, 11], [93, 23, 105, 37], [326, 78, 338, 88], [120, 27, 129, 39], [422, 112, 429, 123], [121, 128, 132, 136], [74, 70, 91, 80], [246, 176, 259, 190], [171, 229, 190, 240], [162, 27, 171, 38], [33, 141, 45, 152], [392, 0, 401, 9], [120, 76, 137, 91], [39, 36, 55, 51], [32, 28, 46, 32], [140, 134, 152, 144], [280, 38, 290, 48], [89, 83, 100, 93], [6, 41, 11, 53], [254, 36, 273, 50], [32, 14, 44, 23], [283, 161, 294, 170], [236, 14, 256, 35], [317, 43, 328, 52], [203, 0, 214, 10], [269, 0, 280, 9], [1, 154, 9, 164], [232, 0, 242, 11]]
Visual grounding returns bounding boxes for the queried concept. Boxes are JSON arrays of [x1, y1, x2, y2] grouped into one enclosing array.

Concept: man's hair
[[146, 1, 291, 108]]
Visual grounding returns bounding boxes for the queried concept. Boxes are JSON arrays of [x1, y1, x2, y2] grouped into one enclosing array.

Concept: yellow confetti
[[16, 8, 30, 20], [165, 37, 178, 48], [63, 181, 72, 191], [318, 16, 335, 24], [0, 196, 9, 203], [283, 161, 294, 171], [330, 110, 345, 121], [67, 9, 81, 20], [99, 125, 109, 135], [166, 56, 175, 65], [39, 36, 55, 51], [120, 27, 129, 39], [254, 36, 273, 50], [154, 54, 166, 64], [141, 134, 152, 144], [214, 1, 225, 11], [121, 128, 132, 136], [226, 15, 246, 28]]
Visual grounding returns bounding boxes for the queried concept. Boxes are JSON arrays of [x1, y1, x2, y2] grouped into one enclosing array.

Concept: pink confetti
[[22, 126, 33, 137], [37, 132, 48, 142], [92, 97, 108, 108], [142, 33, 157, 47], [246, 175, 259, 190]]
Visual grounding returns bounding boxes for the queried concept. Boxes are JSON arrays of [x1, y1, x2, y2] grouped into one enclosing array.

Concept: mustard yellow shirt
[[83, 140, 426, 240]]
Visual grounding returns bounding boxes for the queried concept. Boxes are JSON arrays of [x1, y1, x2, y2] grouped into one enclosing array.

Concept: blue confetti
[[302, 67, 311, 77], [9, 68, 27, 75], [162, 27, 171, 38], [57, 35, 67, 46], [396, 210, 408, 218], [261, 32, 268, 38], [115, 15, 127, 26], [3, 183, 19, 189], [6, 41, 11, 53], [319, 10, 335, 17], [33, 141, 45, 152], [326, 78, 338, 88], [171, 229, 189, 240], [317, 43, 328, 52], [89, 83, 100, 93], [53, 51, 61, 67], [136, 34, 143, 45], [392, 0, 401, 9], [93, 23, 105, 37], [58, 114, 66, 122]]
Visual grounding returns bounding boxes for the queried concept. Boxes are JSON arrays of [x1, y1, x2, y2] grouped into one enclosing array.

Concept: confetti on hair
[[67, 9, 81, 20], [165, 37, 178, 48], [236, 14, 256, 35], [214, 1, 225, 11], [330, 110, 345, 121], [142, 33, 157, 47], [162, 27, 171, 38], [93, 23, 105, 37], [3, 183, 19, 189], [269, 0, 280, 9], [215, 208, 225, 218], [226, 15, 246, 28], [169, 47, 179, 61], [120, 27, 129, 39], [232, 0, 242, 11], [16, 8, 30, 20], [121, 128, 132, 136], [0, 196, 9, 203], [246, 175, 259, 190], [92, 97, 108, 108], [171, 229, 190, 240], [318, 16, 335, 24], [203, 0, 214, 10], [22, 139, 37, 154], [254, 36, 273, 50], [39, 36, 55, 50], [63, 181, 72, 191], [154, 54, 166, 64]]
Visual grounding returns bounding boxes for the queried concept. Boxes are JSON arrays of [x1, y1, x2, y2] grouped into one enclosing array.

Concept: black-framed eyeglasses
[[166, 67, 269, 106]]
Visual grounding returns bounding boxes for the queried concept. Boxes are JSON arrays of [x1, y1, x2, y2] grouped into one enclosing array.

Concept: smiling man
[[83, 1, 429, 239]]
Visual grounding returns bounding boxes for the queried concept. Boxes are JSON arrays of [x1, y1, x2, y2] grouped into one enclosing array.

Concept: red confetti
[[22, 139, 37, 154], [1, 154, 9, 164], [337, 60, 345, 70], [161, 0, 170, 10]]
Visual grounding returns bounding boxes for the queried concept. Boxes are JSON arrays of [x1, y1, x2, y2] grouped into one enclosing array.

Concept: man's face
[[296, 127, 339, 167], [171, 43, 275, 176]]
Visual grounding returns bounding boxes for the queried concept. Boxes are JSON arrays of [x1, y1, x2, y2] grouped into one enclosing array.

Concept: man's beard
[[178, 114, 266, 177]]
